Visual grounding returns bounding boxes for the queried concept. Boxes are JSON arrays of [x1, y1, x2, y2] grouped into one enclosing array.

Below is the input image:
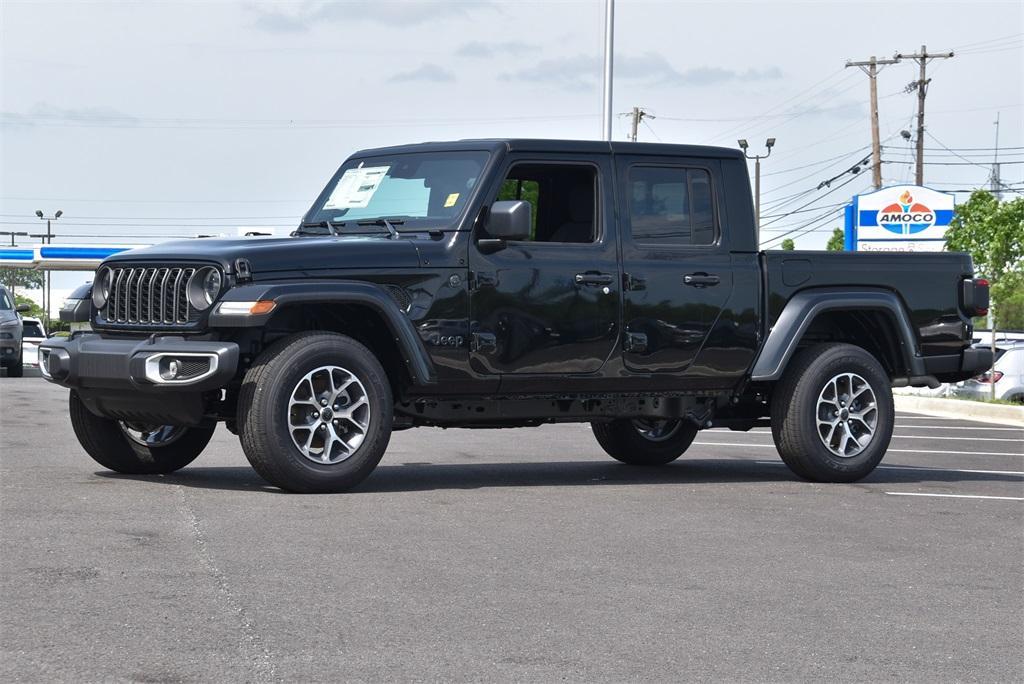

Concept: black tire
[[7, 349, 23, 377], [69, 390, 214, 474], [591, 418, 698, 466], [237, 332, 393, 493], [770, 342, 894, 482]]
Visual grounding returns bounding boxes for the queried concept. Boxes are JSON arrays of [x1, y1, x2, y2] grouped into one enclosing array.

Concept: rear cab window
[[627, 166, 718, 246]]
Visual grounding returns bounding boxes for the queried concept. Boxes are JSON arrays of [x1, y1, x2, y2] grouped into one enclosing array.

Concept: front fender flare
[[749, 288, 926, 382], [210, 280, 435, 385]]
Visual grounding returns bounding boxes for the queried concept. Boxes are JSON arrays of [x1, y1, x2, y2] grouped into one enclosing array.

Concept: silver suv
[[0, 285, 32, 377], [954, 341, 1024, 403]]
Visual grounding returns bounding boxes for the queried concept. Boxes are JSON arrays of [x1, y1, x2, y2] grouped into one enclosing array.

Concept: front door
[[469, 154, 619, 377], [616, 156, 734, 376]]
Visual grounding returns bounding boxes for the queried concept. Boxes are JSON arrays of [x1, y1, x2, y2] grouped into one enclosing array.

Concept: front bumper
[[0, 338, 19, 362], [39, 333, 238, 425]]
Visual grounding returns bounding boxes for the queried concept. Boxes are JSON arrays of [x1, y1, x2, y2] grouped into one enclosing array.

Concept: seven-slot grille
[[102, 266, 198, 326]]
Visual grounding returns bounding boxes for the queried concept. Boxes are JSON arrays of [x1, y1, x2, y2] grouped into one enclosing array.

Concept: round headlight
[[187, 267, 222, 311], [92, 268, 113, 309]]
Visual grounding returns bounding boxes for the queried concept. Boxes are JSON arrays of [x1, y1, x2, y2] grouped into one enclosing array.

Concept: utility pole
[[628, 106, 653, 142], [601, 0, 615, 141], [34, 209, 62, 320], [845, 55, 899, 190], [990, 112, 1002, 200], [895, 45, 954, 185], [738, 138, 776, 242], [1, 231, 28, 247]]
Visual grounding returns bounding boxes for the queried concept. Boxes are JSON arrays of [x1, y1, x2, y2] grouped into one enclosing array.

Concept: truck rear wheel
[[771, 342, 894, 482], [591, 418, 698, 465], [69, 390, 214, 474], [237, 332, 393, 493]]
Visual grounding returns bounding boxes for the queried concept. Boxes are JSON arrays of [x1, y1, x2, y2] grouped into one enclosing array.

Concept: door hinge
[[471, 332, 497, 354], [623, 332, 648, 353], [468, 271, 496, 292], [623, 273, 646, 291]]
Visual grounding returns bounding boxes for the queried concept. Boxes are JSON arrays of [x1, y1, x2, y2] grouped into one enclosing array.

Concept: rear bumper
[[38, 333, 238, 425], [921, 347, 994, 382]]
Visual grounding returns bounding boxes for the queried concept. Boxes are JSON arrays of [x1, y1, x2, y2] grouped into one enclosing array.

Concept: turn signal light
[[250, 300, 276, 315]]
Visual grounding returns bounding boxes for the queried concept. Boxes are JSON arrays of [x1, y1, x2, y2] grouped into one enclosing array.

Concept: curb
[[894, 395, 1024, 428]]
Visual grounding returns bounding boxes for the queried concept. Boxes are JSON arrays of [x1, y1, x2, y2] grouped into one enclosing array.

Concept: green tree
[[946, 191, 1024, 397], [14, 294, 44, 319], [0, 267, 44, 298], [826, 228, 845, 251], [780, 238, 795, 250]]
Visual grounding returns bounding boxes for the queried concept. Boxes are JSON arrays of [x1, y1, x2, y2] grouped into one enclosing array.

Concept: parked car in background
[[0, 284, 31, 377], [954, 342, 1024, 403], [20, 317, 47, 367]]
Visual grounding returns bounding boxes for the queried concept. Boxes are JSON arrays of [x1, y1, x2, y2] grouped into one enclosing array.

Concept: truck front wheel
[[237, 332, 393, 493], [69, 391, 214, 474], [771, 342, 894, 482], [591, 419, 698, 465]]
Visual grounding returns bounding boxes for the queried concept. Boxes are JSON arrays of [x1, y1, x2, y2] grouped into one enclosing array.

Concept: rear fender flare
[[750, 288, 925, 382], [210, 281, 435, 386]]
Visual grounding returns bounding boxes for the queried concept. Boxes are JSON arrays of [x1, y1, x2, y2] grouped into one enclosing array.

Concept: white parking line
[[893, 435, 1022, 443], [884, 492, 1024, 501], [725, 431, 1021, 443], [752, 460, 1024, 477], [692, 442, 1020, 457], [896, 425, 1024, 432]]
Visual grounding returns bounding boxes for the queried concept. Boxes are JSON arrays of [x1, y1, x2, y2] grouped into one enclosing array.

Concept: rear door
[[616, 156, 734, 375]]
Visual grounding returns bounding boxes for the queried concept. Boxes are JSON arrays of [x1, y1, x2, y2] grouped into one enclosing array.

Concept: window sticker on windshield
[[324, 166, 390, 210], [444, 192, 460, 208]]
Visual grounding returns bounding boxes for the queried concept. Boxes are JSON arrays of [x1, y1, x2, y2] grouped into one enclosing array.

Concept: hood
[[0, 310, 18, 325], [102, 234, 422, 274]]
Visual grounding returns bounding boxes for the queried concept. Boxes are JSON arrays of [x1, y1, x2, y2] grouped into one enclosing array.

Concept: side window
[[628, 166, 717, 246], [492, 163, 598, 244]]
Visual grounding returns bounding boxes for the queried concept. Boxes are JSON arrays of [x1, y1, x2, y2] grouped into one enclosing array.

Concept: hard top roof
[[351, 138, 744, 160]]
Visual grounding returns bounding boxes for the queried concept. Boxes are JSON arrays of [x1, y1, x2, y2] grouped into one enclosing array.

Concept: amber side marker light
[[250, 300, 277, 315]]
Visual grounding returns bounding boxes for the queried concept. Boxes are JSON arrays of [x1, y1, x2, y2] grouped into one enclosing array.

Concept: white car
[[954, 342, 1024, 404], [20, 317, 47, 368]]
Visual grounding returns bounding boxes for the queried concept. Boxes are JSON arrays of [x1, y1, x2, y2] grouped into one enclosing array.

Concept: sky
[[1, 0, 1022, 298]]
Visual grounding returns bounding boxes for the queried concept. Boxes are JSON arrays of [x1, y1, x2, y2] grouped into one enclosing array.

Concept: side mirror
[[486, 200, 532, 241], [15, 304, 30, 313]]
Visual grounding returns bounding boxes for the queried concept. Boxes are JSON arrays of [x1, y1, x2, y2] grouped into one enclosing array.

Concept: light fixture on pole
[[738, 138, 775, 244], [34, 209, 62, 320]]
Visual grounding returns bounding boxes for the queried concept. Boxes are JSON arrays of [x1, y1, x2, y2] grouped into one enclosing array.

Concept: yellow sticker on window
[[444, 192, 460, 208]]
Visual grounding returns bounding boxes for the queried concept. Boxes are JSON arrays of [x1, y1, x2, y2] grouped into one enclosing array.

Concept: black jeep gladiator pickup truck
[[41, 139, 992, 492]]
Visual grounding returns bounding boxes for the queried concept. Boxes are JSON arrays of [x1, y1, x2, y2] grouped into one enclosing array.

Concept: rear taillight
[[977, 370, 1004, 384], [962, 277, 990, 317]]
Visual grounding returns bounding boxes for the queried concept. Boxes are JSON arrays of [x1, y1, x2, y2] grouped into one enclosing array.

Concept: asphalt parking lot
[[2, 373, 1022, 682]]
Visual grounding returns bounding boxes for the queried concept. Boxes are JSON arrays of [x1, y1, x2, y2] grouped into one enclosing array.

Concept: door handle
[[683, 273, 720, 287], [575, 273, 615, 286]]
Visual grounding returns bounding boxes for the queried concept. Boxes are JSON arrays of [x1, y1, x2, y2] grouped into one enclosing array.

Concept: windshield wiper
[[295, 219, 345, 236], [357, 217, 405, 240]]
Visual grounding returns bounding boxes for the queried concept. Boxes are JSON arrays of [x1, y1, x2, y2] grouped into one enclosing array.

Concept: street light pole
[[601, 0, 614, 141], [34, 210, 62, 320], [738, 138, 775, 246]]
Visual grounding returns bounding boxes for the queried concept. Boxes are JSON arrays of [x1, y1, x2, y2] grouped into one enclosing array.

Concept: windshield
[[305, 150, 490, 230], [23, 322, 44, 337], [0, 289, 11, 310]]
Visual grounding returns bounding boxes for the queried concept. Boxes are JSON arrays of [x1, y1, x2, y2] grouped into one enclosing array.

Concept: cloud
[[455, 41, 535, 58], [388, 63, 456, 83], [499, 53, 783, 91], [249, 1, 497, 33]]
